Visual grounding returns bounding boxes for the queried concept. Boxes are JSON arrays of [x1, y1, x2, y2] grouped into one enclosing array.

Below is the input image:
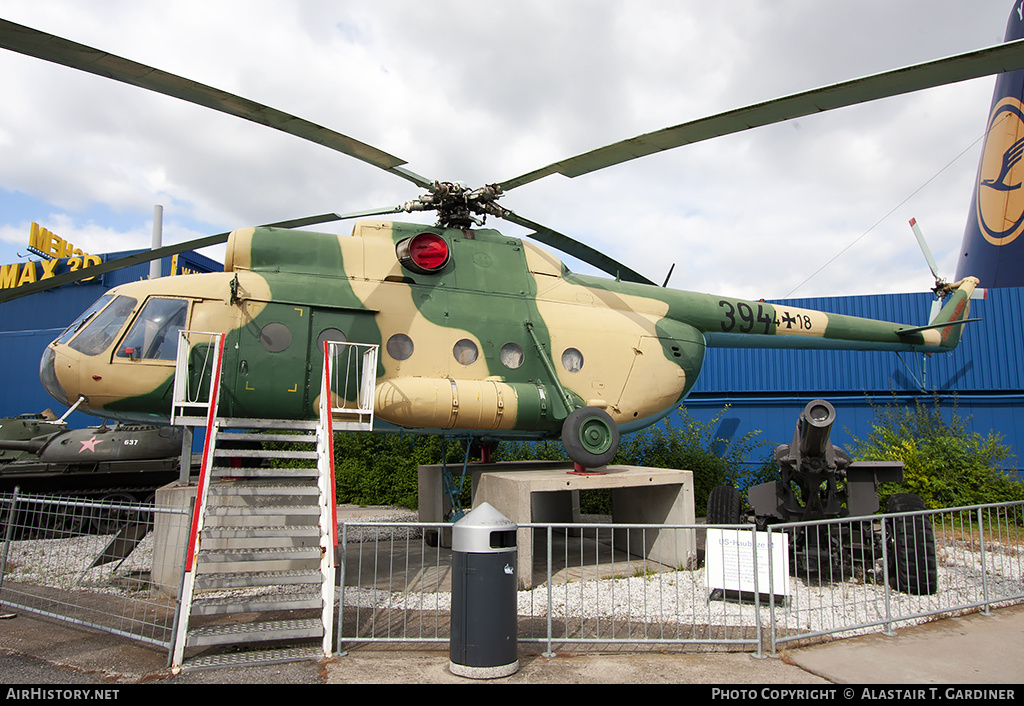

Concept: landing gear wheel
[[885, 493, 938, 595], [706, 485, 744, 525], [562, 406, 619, 469]]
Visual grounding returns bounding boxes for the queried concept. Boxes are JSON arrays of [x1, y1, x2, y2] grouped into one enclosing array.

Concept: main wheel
[[706, 485, 744, 525], [885, 493, 938, 595], [561, 406, 619, 468]]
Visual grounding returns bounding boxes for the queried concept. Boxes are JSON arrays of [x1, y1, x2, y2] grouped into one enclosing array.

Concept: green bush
[[611, 407, 774, 515], [332, 433, 473, 509], [848, 396, 1022, 509], [329, 405, 774, 515]]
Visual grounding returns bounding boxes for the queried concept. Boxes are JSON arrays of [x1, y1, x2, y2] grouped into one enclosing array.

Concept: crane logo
[[976, 97, 1024, 246]]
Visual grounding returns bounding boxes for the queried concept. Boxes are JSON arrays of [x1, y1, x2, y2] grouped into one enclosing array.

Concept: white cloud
[[0, 0, 1015, 300]]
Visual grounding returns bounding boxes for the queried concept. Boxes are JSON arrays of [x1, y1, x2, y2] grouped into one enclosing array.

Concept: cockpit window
[[68, 295, 138, 356], [116, 298, 189, 361], [54, 294, 114, 346]]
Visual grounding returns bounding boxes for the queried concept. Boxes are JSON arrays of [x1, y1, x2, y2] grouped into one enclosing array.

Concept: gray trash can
[[449, 502, 519, 679]]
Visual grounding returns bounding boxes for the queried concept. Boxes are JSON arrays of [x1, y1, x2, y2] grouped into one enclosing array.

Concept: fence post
[[977, 506, 991, 615], [543, 524, 555, 659], [751, 525, 763, 659], [766, 524, 777, 656], [0, 486, 20, 595], [879, 515, 896, 636], [336, 523, 349, 657]]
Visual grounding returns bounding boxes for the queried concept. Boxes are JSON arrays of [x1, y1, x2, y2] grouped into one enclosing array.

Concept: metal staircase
[[169, 335, 377, 672]]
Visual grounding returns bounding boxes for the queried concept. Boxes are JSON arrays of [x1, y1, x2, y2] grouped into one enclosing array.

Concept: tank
[[0, 413, 183, 502]]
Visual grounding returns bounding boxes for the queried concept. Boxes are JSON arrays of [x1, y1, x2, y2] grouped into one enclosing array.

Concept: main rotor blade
[[499, 38, 1024, 191], [0, 19, 435, 190], [499, 210, 654, 285], [0, 213, 351, 304]]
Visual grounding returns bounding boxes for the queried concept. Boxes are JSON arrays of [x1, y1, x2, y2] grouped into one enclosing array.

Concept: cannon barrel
[[797, 399, 836, 459], [0, 434, 56, 455]]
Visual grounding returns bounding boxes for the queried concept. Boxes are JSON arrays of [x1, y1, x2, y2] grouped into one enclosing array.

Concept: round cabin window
[[386, 333, 414, 361], [453, 339, 479, 365], [316, 328, 348, 352], [258, 322, 292, 352], [561, 347, 584, 372], [499, 342, 525, 369]]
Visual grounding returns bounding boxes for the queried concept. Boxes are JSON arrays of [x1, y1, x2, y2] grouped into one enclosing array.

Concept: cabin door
[[306, 307, 380, 411], [228, 301, 312, 420]]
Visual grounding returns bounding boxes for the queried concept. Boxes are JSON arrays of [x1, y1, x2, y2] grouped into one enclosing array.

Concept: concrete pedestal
[[152, 481, 196, 598], [421, 462, 696, 589], [418, 461, 577, 547]]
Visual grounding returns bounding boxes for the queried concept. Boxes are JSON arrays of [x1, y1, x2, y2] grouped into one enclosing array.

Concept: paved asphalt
[[1, 603, 1022, 687]]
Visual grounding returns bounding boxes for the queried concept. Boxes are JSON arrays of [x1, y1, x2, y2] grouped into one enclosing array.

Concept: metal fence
[[0, 489, 189, 653], [337, 501, 1024, 655], [2, 492, 1022, 659]]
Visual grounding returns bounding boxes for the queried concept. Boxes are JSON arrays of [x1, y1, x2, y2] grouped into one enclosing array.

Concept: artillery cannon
[[706, 400, 937, 594]]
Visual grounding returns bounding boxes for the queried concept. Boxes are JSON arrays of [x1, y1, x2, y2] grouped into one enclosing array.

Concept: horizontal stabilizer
[[896, 318, 982, 336]]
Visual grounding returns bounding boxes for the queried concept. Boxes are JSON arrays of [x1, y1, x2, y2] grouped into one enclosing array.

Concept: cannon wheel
[[885, 493, 938, 595], [706, 485, 744, 525]]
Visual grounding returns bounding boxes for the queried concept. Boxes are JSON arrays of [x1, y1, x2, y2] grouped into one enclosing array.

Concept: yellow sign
[[28, 222, 95, 261], [0, 223, 102, 290], [0, 255, 103, 290]]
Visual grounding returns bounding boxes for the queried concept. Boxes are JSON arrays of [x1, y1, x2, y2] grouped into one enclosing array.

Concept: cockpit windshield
[[115, 298, 188, 361], [53, 294, 114, 346], [67, 295, 138, 356]]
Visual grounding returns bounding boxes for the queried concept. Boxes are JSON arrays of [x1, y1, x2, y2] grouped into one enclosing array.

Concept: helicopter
[[0, 14, 1015, 468]]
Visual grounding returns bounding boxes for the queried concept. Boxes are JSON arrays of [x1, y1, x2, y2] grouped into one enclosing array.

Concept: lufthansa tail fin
[[954, 1, 1024, 287]]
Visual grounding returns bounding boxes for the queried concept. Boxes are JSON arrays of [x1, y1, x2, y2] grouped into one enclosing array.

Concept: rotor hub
[[403, 182, 505, 229]]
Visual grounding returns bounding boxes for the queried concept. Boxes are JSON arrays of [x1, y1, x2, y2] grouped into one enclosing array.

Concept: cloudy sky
[[0, 0, 1018, 302]]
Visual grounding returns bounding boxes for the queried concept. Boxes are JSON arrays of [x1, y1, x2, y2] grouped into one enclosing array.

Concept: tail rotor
[[909, 217, 986, 323]]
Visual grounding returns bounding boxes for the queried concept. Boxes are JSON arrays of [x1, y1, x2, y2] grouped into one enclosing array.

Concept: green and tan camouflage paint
[[41, 221, 979, 439]]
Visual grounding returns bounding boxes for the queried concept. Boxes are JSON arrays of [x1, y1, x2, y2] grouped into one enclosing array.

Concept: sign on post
[[705, 528, 790, 600]]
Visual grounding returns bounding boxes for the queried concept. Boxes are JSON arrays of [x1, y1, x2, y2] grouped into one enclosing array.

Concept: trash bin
[[449, 502, 519, 679]]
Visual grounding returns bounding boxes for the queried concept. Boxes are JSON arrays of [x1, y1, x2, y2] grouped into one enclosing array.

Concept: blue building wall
[[679, 287, 1024, 471], [0, 249, 221, 428]]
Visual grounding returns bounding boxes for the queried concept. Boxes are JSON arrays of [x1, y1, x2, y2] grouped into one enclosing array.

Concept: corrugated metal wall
[[683, 286, 1024, 468], [691, 288, 1024, 394]]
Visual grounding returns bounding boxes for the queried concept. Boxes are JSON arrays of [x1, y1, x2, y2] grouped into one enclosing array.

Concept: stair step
[[199, 547, 322, 562], [205, 504, 321, 516], [214, 448, 318, 459], [209, 467, 319, 479], [190, 592, 323, 616], [202, 526, 321, 540], [202, 517, 319, 534], [181, 646, 324, 672], [194, 569, 324, 590], [200, 535, 320, 550], [186, 618, 323, 647], [216, 431, 316, 444], [208, 481, 319, 496], [218, 418, 318, 430]]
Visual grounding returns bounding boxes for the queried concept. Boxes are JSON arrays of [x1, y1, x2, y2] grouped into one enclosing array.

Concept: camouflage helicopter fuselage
[[40, 220, 977, 460]]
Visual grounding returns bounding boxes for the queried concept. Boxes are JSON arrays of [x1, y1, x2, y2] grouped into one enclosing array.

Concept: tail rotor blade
[[909, 217, 942, 281]]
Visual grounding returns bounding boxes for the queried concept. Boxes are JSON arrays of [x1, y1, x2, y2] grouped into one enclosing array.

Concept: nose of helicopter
[[39, 344, 73, 407]]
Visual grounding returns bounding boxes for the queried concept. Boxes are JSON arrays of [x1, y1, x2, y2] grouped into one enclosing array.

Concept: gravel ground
[[3, 507, 1021, 644]]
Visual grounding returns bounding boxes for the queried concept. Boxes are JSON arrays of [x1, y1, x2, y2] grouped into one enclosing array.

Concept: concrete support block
[[462, 464, 696, 589]]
